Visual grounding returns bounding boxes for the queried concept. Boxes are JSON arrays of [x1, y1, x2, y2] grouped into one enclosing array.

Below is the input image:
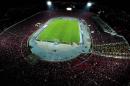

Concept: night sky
[[0, 0, 129, 11]]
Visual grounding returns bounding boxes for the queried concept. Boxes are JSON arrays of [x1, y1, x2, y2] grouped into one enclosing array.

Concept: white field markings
[[35, 17, 80, 42], [40, 17, 83, 45]]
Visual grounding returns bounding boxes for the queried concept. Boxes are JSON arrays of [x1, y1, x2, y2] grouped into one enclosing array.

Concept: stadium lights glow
[[47, 1, 52, 6], [66, 7, 72, 11], [87, 2, 93, 7]]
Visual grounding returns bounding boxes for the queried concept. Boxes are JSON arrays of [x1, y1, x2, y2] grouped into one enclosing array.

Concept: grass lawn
[[37, 18, 80, 44]]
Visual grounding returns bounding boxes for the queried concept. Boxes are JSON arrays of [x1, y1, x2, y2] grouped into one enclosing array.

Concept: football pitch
[[37, 18, 80, 44]]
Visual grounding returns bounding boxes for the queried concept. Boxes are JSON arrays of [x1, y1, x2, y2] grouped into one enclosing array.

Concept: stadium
[[0, 11, 130, 86], [29, 17, 91, 61]]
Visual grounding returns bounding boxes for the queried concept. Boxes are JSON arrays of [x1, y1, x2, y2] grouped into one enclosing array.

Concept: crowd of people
[[0, 10, 130, 86]]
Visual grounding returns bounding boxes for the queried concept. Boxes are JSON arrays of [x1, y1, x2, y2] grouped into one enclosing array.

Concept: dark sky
[[0, 0, 129, 14], [0, 0, 129, 8]]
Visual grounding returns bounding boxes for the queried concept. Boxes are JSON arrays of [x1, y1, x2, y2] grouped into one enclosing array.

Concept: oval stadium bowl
[[28, 17, 91, 62], [0, 11, 130, 86]]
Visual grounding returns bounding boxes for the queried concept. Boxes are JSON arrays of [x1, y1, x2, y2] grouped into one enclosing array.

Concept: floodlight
[[87, 2, 93, 7], [66, 7, 72, 11], [47, 1, 52, 6]]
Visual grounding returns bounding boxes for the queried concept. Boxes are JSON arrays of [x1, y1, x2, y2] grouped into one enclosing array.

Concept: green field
[[37, 18, 80, 44]]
